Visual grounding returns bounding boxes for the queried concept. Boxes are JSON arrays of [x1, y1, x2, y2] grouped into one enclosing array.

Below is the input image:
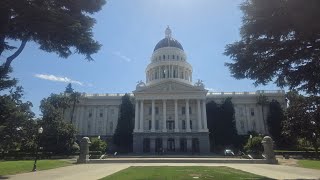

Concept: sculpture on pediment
[[136, 80, 146, 89], [194, 79, 205, 88]]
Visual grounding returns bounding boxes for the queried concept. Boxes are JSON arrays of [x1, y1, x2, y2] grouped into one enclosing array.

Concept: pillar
[[187, 137, 192, 153], [140, 100, 144, 132], [175, 136, 180, 152], [150, 137, 155, 153], [174, 99, 179, 132], [202, 100, 208, 130], [151, 100, 155, 132], [197, 99, 202, 131], [134, 100, 139, 132], [162, 99, 167, 132], [186, 99, 191, 132]]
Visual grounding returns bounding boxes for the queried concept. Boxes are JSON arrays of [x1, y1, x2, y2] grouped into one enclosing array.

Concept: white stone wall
[[64, 91, 286, 137]]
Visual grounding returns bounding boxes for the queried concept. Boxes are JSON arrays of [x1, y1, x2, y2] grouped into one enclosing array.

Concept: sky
[[2, 0, 281, 116]]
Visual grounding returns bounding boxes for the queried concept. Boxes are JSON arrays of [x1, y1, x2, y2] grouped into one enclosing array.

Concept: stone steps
[[89, 158, 268, 164]]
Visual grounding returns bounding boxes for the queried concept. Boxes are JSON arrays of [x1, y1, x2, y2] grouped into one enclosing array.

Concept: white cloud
[[34, 74, 84, 86], [112, 51, 132, 62]]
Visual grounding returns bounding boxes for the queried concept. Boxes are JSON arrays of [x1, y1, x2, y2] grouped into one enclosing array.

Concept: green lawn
[[0, 160, 73, 176], [100, 166, 272, 180], [298, 159, 320, 170]]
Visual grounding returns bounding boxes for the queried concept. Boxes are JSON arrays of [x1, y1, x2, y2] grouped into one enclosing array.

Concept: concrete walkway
[[5, 163, 320, 180]]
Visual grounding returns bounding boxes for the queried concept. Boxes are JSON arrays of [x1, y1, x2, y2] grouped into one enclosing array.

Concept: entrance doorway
[[143, 138, 150, 153], [167, 138, 175, 152], [155, 138, 162, 153], [180, 138, 187, 152], [192, 138, 200, 153]]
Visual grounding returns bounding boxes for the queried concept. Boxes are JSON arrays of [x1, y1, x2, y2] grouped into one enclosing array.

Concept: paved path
[[5, 163, 320, 180]]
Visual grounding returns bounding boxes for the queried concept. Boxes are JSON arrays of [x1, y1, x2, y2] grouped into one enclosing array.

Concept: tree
[[113, 94, 134, 153], [283, 92, 320, 158], [206, 98, 238, 151], [0, 86, 36, 152], [64, 83, 74, 94], [0, 0, 106, 76], [206, 101, 220, 152], [64, 83, 81, 124], [266, 100, 285, 147], [257, 94, 269, 133], [224, 0, 320, 95], [39, 93, 76, 154]]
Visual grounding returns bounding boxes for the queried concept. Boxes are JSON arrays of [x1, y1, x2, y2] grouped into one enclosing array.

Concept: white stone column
[[151, 100, 155, 132], [134, 100, 139, 132], [202, 100, 208, 130], [174, 99, 179, 132], [197, 99, 202, 131], [93, 107, 97, 136], [186, 99, 191, 132], [162, 99, 167, 132], [140, 100, 144, 132]]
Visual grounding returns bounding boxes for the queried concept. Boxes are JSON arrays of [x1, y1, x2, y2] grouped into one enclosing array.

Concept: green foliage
[[283, 92, 320, 157], [0, 84, 36, 152], [244, 136, 263, 154], [113, 94, 134, 153], [90, 138, 107, 152], [0, 0, 106, 75], [71, 142, 80, 153], [39, 93, 77, 154], [64, 83, 74, 94], [267, 100, 286, 147], [224, 0, 320, 94], [206, 98, 239, 152]]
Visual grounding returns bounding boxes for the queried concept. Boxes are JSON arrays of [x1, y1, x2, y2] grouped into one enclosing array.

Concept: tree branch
[[2, 38, 27, 75]]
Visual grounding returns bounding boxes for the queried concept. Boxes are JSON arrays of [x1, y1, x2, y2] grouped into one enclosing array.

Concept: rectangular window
[[149, 107, 152, 115], [155, 120, 159, 130], [250, 108, 255, 116], [189, 107, 192, 114], [155, 107, 159, 115], [182, 120, 186, 130], [99, 109, 103, 117], [149, 120, 152, 130], [190, 120, 193, 129], [182, 107, 186, 115], [89, 112, 92, 118]]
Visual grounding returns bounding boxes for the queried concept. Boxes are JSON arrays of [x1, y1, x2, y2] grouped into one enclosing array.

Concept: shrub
[[244, 136, 263, 154], [90, 138, 107, 152]]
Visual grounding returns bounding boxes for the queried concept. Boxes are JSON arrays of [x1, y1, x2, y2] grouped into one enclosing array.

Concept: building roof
[[153, 37, 184, 52]]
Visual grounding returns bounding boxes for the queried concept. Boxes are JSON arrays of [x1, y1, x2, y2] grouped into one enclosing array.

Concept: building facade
[[64, 27, 286, 153]]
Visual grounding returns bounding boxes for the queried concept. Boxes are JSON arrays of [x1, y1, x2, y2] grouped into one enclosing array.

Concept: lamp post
[[32, 127, 43, 172]]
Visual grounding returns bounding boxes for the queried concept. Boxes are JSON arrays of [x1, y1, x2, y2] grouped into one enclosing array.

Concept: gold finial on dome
[[165, 26, 172, 38]]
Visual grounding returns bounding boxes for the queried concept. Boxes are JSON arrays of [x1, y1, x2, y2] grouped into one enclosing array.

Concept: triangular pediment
[[134, 80, 206, 94]]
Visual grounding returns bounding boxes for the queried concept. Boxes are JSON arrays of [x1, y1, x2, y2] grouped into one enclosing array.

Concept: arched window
[[163, 55, 165, 60]]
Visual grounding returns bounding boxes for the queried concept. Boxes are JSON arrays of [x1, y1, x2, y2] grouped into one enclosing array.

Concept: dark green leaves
[[225, 0, 320, 94]]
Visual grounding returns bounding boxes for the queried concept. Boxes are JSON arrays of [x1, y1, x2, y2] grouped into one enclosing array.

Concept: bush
[[89, 138, 107, 152], [244, 136, 263, 154], [71, 142, 80, 153]]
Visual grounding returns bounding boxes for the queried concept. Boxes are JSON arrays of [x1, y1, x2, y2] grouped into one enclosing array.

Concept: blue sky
[[2, 0, 281, 116]]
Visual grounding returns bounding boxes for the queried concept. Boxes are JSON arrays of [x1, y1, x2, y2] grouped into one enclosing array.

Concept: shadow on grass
[[0, 176, 9, 179]]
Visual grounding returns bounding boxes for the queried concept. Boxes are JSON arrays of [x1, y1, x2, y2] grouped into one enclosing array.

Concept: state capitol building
[[64, 27, 286, 153]]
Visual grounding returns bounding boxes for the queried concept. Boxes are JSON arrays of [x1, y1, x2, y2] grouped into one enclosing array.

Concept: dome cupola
[[146, 26, 193, 86], [153, 26, 184, 52]]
